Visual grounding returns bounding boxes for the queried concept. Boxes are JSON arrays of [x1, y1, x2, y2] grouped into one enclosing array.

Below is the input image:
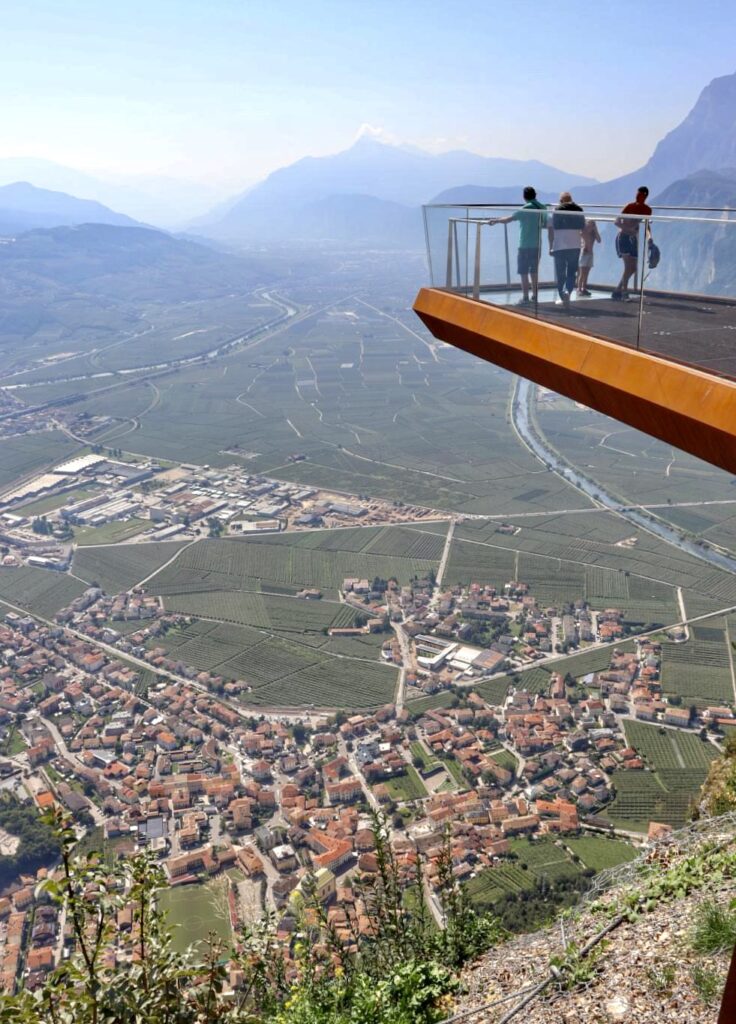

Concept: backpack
[[648, 239, 661, 269]]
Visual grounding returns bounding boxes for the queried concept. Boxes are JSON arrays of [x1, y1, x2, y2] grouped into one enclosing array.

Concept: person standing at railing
[[487, 186, 547, 307], [612, 186, 652, 300], [548, 192, 586, 310], [577, 218, 601, 296]]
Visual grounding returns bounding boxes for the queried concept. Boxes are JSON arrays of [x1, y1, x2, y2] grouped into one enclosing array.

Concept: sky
[[3, 0, 736, 195]]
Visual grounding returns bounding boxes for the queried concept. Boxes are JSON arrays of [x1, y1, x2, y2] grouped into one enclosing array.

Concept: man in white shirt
[[548, 192, 586, 309]]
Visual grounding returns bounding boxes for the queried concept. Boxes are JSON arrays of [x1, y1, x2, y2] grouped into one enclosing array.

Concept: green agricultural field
[[606, 766, 704, 832], [147, 595, 395, 709], [660, 634, 735, 708], [466, 837, 584, 914], [73, 518, 151, 546], [73, 540, 189, 594], [465, 863, 538, 909], [490, 749, 518, 774], [383, 765, 427, 802], [440, 756, 471, 790], [15, 486, 100, 517], [406, 690, 457, 715], [242, 641, 396, 709], [0, 566, 87, 620], [474, 676, 513, 706], [623, 720, 718, 772], [0, 431, 79, 492], [564, 836, 638, 872], [159, 590, 362, 635], [37, 296, 589, 517], [157, 617, 397, 709], [509, 837, 582, 881], [550, 642, 637, 681], [443, 540, 516, 589], [146, 526, 443, 601], [157, 879, 232, 954], [410, 742, 438, 772]]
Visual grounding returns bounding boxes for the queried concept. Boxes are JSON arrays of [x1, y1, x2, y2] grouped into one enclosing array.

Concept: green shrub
[[691, 899, 736, 954], [0, 812, 500, 1024]]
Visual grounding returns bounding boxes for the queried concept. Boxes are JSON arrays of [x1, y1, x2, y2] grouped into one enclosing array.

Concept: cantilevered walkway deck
[[414, 203, 736, 474]]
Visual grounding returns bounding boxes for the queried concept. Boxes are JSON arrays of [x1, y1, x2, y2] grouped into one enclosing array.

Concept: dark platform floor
[[480, 290, 736, 381]]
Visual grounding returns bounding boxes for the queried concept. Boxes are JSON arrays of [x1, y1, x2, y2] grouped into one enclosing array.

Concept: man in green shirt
[[488, 186, 547, 306]]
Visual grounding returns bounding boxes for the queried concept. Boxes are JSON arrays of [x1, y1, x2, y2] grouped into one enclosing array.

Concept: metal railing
[[422, 202, 736, 366]]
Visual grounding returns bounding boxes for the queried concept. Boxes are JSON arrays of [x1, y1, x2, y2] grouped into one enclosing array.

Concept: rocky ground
[[455, 848, 735, 1022]]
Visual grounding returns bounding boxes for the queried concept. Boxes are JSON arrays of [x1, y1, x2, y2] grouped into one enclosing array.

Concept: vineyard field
[[564, 836, 637, 871], [0, 566, 86, 620], [660, 634, 734, 707], [73, 541, 189, 595], [145, 526, 443, 600]]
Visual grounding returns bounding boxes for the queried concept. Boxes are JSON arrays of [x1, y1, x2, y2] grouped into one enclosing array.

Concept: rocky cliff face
[[454, 817, 736, 1023], [645, 74, 736, 191], [576, 71, 736, 204]]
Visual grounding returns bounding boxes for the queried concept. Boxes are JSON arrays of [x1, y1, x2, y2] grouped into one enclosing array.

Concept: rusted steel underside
[[413, 287, 736, 476]]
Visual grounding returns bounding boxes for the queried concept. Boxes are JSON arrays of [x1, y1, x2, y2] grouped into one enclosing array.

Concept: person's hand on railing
[[487, 218, 497, 226]]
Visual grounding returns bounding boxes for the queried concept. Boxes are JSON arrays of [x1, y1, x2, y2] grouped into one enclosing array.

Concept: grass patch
[[74, 518, 151, 546], [383, 765, 427, 802], [691, 900, 736, 955], [441, 756, 471, 790], [158, 878, 232, 954], [410, 742, 438, 772], [564, 835, 637, 872], [490, 749, 517, 774], [0, 728, 26, 756]]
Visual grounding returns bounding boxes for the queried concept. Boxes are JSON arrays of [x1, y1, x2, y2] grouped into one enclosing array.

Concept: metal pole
[[504, 222, 511, 288], [454, 220, 461, 290], [465, 207, 470, 292], [473, 222, 482, 301], [445, 219, 454, 289], [636, 217, 648, 350], [422, 206, 433, 286]]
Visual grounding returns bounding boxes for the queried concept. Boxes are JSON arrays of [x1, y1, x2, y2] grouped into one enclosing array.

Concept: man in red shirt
[[611, 186, 653, 300]]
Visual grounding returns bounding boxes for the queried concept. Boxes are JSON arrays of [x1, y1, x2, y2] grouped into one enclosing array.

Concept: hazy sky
[[3, 0, 736, 191]]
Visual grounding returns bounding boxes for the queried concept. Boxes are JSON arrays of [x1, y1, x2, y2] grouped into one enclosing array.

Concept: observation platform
[[414, 203, 736, 474]]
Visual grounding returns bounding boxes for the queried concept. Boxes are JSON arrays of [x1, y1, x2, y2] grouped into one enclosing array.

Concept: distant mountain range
[[193, 136, 597, 244], [0, 158, 226, 226], [2, 69, 736, 248], [0, 222, 269, 301], [0, 182, 143, 235], [432, 74, 736, 210], [194, 70, 736, 245]]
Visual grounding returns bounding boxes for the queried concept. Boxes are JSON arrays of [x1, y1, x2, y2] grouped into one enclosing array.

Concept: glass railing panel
[[422, 202, 736, 370], [638, 212, 736, 378], [533, 207, 642, 350], [423, 204, 473, 290]]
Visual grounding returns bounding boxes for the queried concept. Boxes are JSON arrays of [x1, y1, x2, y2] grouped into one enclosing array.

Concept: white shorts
[[579, 251, 594, 269]]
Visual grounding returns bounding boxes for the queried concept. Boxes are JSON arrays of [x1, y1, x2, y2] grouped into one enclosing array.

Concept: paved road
[[39, 717, 108, 824], [511, 376, 736, 575]]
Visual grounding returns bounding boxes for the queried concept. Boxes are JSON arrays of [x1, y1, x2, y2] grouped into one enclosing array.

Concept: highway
[[510, 376, 736, 575]]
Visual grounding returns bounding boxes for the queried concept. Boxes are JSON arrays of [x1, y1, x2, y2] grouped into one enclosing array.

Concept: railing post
[[636, 217, 649, 350], [473, 222, 482, 300], [504, 222, 511, 287], [454, 221, 461, 290], [422, 206, 433, 286], [445, 219, 454, 288]]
